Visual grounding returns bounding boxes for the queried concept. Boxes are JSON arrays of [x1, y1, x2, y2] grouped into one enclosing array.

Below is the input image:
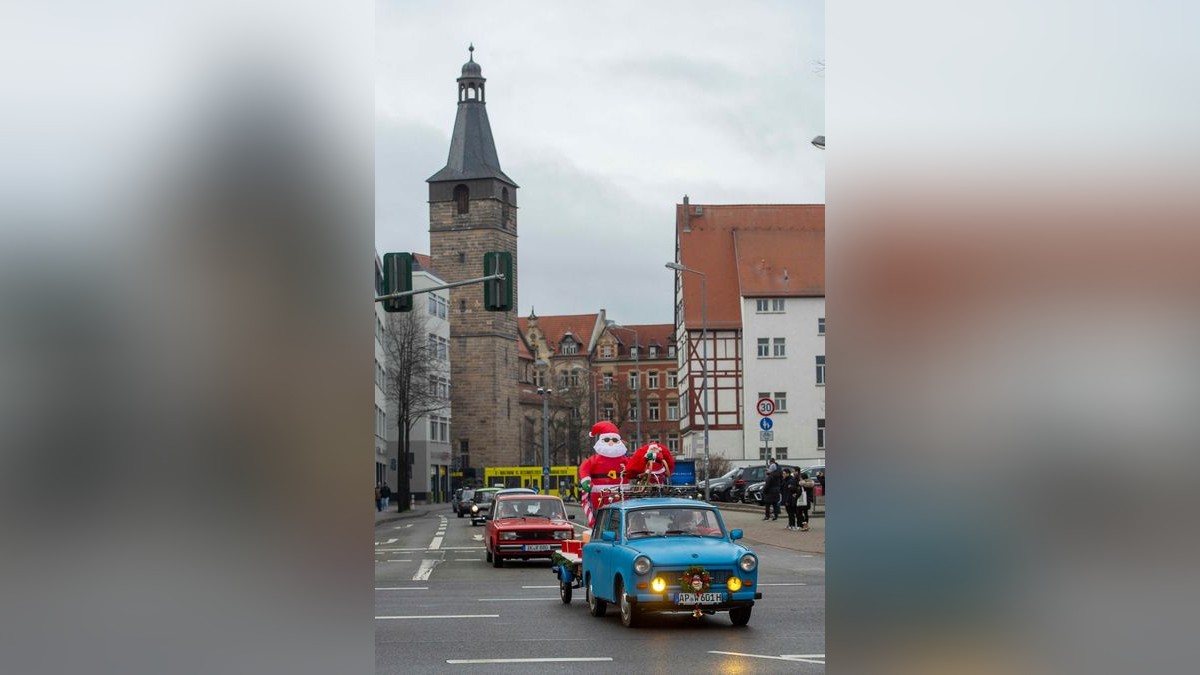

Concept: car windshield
[[493, 498, 565, 520], [476, 491, 496, 504], [625, 508, 725, 539], [461, 490, 475, 501]]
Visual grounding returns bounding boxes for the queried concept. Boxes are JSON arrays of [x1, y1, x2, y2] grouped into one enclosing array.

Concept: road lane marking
[[757, 583, 808, 586], [522, 585, 558, 589], [377, 614, 498, 620], [429, 536, 444, 549], [447, 658, 613, 664], [477, 598, 558, 602], [413, 559, 439, 581], [376, 587, 428, 590], [454, 558, 482, 561], [374, 538, 399, 546], [709, 651, 825, 664], [471, 534, 483, 541]]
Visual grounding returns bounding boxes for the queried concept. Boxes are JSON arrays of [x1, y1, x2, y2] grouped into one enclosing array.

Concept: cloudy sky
[[376, 0, 824, 325]]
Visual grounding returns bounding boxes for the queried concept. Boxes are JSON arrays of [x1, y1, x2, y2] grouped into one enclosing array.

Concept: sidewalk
[[374, 501, 445, 526]]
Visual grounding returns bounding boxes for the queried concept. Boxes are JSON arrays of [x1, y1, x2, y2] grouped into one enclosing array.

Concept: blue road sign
[[759, 417, 773, 431]]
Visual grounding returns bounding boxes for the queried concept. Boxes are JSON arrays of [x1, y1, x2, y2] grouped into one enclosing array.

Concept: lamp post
[[664, 261, 709, 500], [606, 320, 641, 445], [811, 135, 825, 150], [535, 359, 552, 495]]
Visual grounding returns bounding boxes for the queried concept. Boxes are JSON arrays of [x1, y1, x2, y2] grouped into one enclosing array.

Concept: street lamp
[[811, 135, 825, 150], [605, 320, 641, 446], [664, 261, 709, 500], [534, 359, 552, 495]]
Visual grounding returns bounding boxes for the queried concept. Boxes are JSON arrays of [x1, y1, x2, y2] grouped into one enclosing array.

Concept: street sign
[[759, 417, 773, 431], [759, 430, 774, 441], [756, 397, 776, 416]]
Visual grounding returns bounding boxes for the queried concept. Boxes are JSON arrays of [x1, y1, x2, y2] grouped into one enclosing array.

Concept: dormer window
[[600, 344, 614, 359], [561, 339, 578, 355], [649, 346, 658, 358]]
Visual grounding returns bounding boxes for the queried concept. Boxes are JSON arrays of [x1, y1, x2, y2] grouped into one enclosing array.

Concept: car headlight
[[500, 531, 518, 540], [727, 577, 743, 592], [553, 530, 571, 540], [470, 505, 478, 513], [650, 577, 667, 592], [739, 553, 758, 572], [633, 556, 652, 575]]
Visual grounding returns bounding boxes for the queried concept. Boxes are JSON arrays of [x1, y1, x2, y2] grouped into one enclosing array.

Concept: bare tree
[[380, 309, 448, 512]]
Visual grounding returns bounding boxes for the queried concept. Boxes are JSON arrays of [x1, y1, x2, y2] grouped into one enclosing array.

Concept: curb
[[374, 506, 436, 526]]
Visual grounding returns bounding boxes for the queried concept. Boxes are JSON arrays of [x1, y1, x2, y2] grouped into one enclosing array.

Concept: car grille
[[518, 531, 560, 541], [655, 567, 736, 588]]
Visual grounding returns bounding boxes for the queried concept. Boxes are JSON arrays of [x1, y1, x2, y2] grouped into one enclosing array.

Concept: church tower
[[428, 45, 520, 476]]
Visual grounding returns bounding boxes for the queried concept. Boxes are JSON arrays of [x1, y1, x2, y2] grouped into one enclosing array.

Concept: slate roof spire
[[427, 45, 517, 186]]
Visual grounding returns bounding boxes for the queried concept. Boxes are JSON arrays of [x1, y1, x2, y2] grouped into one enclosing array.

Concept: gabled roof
[[675, 204, 825, 328], [606, 323, 675, 351], [519, 313, 603, 357]]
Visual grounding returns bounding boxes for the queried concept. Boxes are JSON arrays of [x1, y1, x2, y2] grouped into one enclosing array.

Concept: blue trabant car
[[579, 497, 762, 627]]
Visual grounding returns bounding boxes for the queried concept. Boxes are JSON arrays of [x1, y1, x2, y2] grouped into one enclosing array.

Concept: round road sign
[[756, 397, 775, 416]]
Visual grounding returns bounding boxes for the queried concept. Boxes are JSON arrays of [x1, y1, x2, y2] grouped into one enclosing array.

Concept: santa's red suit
[[626, 443, 675, 485], [578, 421, 641, 527]]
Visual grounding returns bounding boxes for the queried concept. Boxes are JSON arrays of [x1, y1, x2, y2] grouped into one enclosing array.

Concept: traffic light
[[483, 251, 512, 311], [382, 252, 413, 312]]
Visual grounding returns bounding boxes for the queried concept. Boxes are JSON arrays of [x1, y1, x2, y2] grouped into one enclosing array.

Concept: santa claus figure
[[578, 421, 638, 527], [626, 442, 675, 486]]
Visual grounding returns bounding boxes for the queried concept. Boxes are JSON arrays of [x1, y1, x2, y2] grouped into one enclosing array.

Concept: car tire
[[559, 580, 572, 604], [729, 605, 752, 626], [617, 579, 640, 628], [492, 551, 503, 568], [586, 576, 607, 617]]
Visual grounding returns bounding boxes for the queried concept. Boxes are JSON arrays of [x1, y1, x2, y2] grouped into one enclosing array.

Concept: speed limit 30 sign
[[756, 397, 775, 416]]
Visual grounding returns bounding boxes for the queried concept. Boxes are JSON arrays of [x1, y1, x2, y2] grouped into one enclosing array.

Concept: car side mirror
[[601, 531, 616, 542], [568, 514, 575, 520], [729, 529, 743, 541]]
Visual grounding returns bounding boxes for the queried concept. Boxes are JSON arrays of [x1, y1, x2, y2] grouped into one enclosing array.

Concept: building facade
[[670, 199, 826, 469], [428, 47, 521, 476]]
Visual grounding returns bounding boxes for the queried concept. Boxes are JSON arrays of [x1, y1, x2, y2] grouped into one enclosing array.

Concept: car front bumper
[[495, 542, 565, 557], [629, 590, 761, 612]]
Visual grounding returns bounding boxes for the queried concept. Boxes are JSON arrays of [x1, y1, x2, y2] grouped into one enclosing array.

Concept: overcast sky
[[376, 0, 824, 325]]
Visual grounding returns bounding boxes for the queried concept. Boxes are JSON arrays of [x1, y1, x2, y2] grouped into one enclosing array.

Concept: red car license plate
[[523, 544, 551, 552]]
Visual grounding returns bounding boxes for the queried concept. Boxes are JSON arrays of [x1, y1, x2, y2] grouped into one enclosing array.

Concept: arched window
[[501, 187, 509, 227], [454, 184, 469, 214]]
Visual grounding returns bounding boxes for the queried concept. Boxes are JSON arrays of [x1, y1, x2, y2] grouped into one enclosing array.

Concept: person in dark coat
[[782, 468, 800, 530], [797, 472, 815, 531], [762, 466, 782, 520]]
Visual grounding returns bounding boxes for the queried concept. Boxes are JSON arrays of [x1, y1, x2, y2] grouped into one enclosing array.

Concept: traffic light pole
[[374, 273, 505, 303]]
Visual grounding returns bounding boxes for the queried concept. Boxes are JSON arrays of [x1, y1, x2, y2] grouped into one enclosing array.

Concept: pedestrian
[[796, 472, 815, 531], [782, 468, 800, 529], [380, 483, 392, 510], [762, 464, 782, 521], [374, 483, 383, 512]]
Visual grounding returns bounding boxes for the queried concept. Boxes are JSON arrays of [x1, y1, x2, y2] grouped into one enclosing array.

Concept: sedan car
[[453, 488, 476, 518], [696, 468, 740, 502], [467, 487, 501, 525], [581, 497, 761, 627], [484, 494, 576, 567]]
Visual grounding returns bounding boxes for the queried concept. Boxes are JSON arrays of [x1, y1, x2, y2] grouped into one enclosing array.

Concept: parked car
[[484, 494, 576, 567], [494, 487, 538, 498], [467, 487, 501, 525], [453, 488, 476, 518], [580, 497, 762, 628], [729, 464, 799, 503], [696, 468, 740, 502], [802, 465, 825, 512]]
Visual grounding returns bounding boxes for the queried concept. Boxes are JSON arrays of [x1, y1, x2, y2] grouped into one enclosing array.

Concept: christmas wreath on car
[[680, 565, 712, 594]]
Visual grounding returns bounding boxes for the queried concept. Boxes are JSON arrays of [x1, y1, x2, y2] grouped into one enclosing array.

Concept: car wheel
[[559, 580, 572, 604], [586, 576, 607, 617], [617, 579, 640, 628], [492, 551, 503, 568], [729, 605, 752, 626]]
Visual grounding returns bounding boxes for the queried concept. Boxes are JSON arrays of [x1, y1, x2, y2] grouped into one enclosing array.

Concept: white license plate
[[523, 544, 552, 551], [675, 592, 724, 605]]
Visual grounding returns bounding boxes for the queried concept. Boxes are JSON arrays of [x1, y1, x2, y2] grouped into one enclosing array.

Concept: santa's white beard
[[594, 439, 627, 457]]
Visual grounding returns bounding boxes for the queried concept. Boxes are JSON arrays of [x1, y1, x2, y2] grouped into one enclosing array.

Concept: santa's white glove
[[645, 444, 660, 461], [579, 477, 592, 493]]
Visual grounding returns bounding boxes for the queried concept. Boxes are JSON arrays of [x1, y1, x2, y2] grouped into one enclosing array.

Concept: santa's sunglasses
[[599, 437, 621, 444]]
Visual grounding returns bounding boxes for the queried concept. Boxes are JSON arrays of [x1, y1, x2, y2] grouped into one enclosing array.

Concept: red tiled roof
[[734, 229, 824, 297], [412, 253, 440, 278], [518, 313, 602, 356], [675, 204, 825, 328], [607, 323, 674, 349]]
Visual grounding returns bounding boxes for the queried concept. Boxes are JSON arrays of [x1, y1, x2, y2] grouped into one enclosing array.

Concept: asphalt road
[[375, 502, 824, 674]]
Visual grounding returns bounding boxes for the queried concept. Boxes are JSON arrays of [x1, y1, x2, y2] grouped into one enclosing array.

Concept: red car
[[484, 494, 576, 568]]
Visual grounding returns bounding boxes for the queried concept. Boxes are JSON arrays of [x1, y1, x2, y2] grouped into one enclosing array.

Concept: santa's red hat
[[589, 421, 621, 438]]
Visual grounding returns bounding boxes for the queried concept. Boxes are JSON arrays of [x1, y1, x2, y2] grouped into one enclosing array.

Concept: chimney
[[683, 194, 691, 232]]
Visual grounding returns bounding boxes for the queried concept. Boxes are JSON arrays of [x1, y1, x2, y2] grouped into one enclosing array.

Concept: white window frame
[[757, 338, 769, 358], [771, 298, 785, 312], [818, 317, 825, 335], [817, 418, 826, 449], [648, 399, 660, 421], [667, 399, 679, 421], [773, 338, 786, 358], [773, 392, 787, 412], [667, 370, 677, 388], [628, 371, 639, 390], [755, 298, 769, 313], [648, 371, 659, 388], [816, 355, 826, 385]]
